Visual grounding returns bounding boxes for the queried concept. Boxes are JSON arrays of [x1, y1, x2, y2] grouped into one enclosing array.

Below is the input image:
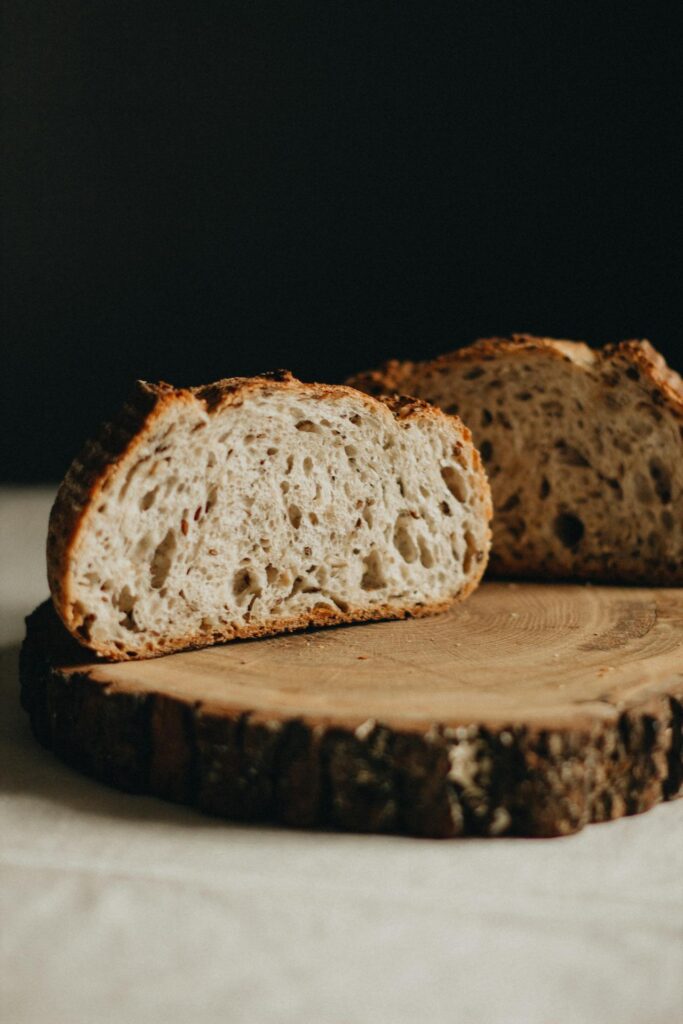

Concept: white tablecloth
[[2, 488, 682, 1024]]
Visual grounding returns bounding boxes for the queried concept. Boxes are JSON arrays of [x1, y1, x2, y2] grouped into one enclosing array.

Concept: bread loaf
[[47, 371, 491, 659], [349, 335, 683, 583]]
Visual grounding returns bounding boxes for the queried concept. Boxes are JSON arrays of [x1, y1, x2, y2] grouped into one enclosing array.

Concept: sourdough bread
[[47, 371, 491, 659], [349, 335, 683, 583]]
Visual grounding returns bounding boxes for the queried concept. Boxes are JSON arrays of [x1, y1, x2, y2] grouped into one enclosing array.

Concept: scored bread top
[[348, 335, 683, 584], [47, 370, 492, 659]]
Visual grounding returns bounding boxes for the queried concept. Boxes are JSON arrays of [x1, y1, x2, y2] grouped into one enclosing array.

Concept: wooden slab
[[20, 583, 683, 837]]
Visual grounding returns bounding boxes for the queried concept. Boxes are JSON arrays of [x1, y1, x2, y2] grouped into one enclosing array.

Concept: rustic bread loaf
[[349, 335, 683, 583], [47, 371, 491, 659]]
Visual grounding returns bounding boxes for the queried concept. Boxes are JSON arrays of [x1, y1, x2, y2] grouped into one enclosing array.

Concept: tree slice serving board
[[20, 583, 683, 838]]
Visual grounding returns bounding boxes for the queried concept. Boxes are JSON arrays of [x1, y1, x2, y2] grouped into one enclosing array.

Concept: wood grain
[[20, 583, 683, 837]]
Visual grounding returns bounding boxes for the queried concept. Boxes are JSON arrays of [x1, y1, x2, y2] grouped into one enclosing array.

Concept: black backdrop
[[3, 3, 682, 481]]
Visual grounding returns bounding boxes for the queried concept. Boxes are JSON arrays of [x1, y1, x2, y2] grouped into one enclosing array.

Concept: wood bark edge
[[20, 603, 683, 838]]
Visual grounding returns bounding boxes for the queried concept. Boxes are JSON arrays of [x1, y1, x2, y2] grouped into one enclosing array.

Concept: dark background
[[2, 3, 681, 481]]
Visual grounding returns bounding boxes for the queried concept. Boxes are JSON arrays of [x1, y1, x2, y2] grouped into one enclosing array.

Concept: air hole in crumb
[[479, 441, 493, 462], [134, 534, 154, 559], [349, 414, 362, 425], [150, 529, 177, 589], [441, 465, 467, 503], [287, 576, 305, 597], [361, 550, 386, 590], [207, 451, 216, 468], [554, 513, 584, 548], [266, 564, 278, 584], [452, 444, 468, 469], [267, 447, 278, 456], [481, 409, 493, 426], [440, 501, 451, 516], [393, 519, 418, 563], [541, 400, 563, 417], [74, 608, 96, 642], [115, 586, 140, 632], [635, 472, 653, 504], [500, 492, 520, 512], [649, 457, 672, 504], [288, 505, 302, 528], [205, 484, 219, 513], [661, 509, 674, 531], [362, 504, 373, 528], [303, 456, 313, 475], [308, 511, 319, 525], [539, 477, 551, 499], [507, 517, 526, 541], [119, 456, 151, 499], [554, 440, 590, 467], [296, 420, 320, 433], [344, 445, 357, 458], [233, 568, 261, 599], [141, 487, 158, 511], [281, 480, 290, 494], [418, 537, 435, 568], [462, 530, 478, 575], [606, 478, 623, 499], [285, 455, 294, 474]]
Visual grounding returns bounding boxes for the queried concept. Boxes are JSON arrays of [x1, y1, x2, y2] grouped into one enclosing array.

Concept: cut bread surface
[[349, 335, 683, 583], [47, 372, 491, 659]]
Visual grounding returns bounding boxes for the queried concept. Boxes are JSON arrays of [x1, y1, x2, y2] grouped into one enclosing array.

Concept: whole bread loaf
[[349, 335, 683, 583], [47, 371, 491, 659]]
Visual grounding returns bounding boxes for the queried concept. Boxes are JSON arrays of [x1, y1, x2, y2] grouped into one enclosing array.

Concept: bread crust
[[48, 371, 491, 660], [349, 335, 683, 584], [349, 334, 683, 419]]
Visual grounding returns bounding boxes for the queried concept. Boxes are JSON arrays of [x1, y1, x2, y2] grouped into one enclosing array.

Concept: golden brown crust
[[80, 594, 464, 662], [48, 371, 491, 660]]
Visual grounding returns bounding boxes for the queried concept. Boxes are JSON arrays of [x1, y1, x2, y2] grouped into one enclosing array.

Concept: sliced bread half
[[47, 371, 491, 659], [349, 335, 683, 583]]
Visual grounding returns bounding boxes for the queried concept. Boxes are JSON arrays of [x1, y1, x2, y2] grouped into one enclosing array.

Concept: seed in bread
[[47, 370, 491, 659], [349, 335, 683, 583]]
